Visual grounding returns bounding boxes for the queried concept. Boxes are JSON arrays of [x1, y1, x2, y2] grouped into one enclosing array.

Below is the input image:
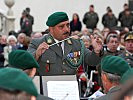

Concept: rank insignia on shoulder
[[47, 38, 53, 44], [67, 39, 72, 44]]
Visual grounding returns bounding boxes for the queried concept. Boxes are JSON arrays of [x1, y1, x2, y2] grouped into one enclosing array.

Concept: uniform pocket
[[41, 50, 56, 64]]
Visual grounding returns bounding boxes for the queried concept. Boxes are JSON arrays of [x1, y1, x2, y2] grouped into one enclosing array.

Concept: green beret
[[101, 55, 130, 76], [46, 12, 69, 26], [120, 68, 133, 84], [9, 50, 39, 70], [0, 67, 38, 97], [124, 32, 133, 41]]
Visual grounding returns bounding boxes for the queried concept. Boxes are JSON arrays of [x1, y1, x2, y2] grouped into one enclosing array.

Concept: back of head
[[0, 67, 38, 98]]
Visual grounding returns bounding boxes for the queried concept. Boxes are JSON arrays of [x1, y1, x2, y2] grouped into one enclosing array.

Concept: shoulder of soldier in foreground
[[109, 86, 121, 94], [37, 94, 54, 100]]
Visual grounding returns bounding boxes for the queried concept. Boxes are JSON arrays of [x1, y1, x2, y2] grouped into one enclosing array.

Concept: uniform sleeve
[[27, 38, 41, 58], [84, 48, 101, 66]]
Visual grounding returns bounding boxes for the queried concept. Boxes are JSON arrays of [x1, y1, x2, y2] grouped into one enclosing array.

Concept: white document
[[89, 90, 105, 99], [47, 81, 80, 100]]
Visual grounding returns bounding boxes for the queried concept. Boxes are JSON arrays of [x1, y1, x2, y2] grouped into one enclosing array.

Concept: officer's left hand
[[90, 35, 103, 54]]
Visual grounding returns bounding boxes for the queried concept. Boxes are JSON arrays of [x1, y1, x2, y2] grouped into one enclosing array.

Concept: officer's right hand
[[35, 42, 49, 60]]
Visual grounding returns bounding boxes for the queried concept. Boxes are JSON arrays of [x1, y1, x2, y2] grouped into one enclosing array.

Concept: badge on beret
[[125, 35, 133, 40]]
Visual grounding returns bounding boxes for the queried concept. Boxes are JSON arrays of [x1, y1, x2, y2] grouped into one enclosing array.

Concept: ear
[[101, 73, 108, 82], [29, 68, 36, 77], [31, 96, 36, 100]]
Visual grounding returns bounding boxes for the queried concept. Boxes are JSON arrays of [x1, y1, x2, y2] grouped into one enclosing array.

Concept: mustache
[[63, 32, 70, 35]]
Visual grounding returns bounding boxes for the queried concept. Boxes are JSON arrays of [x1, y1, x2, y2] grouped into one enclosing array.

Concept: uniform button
[[63, 62, 65, 65], [63, 70, 66, 73]]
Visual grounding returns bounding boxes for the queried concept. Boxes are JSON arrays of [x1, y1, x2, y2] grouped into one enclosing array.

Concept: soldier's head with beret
[[100, 55, 130, 93], [46, 12, 70, 41], [124, 32, 133, 53], [0, 67, 38, 100], [8, 50, 40, 77]]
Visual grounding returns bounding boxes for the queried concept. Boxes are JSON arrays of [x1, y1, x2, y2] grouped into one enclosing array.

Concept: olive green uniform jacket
[[28, 33, 101, 76], [119, 50, 133, 67], [94, 86, 121, 100], [37, 94, 54, 100]]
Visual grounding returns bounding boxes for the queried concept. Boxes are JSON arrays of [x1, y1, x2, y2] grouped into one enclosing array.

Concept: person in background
[[81, 28, 91, 36], [102, 6, 111, 27], [119, 8, 133, 31], [102, 9, 118, 30], [119, 32, 133, 67], [0, 35, 7, 67], [104, 32, 122, 56], [18, 36, 31, 50], [31, 32, 43, 39], [70, 13, 82, 32], [4, 35, 17, 66], [20, 10, 30, 36], [118, 3, 129, 23], [8, 30, 18, 37], [0, 67, 38, 100], [26, 7, 34, 35], [101, 28, 110, 44], [83, 5, 99, 30], [118, 31, 126, 50], [95, 55, 130, 100], [8, 50, 54, 100], [20, 8, 34, 36], [17, 33, 26, 49], [80, 35, 91, 49]]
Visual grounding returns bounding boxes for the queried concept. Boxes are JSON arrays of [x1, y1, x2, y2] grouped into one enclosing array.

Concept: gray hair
[[7, 35, 17, 44], [102, 71, 121, 84], [80, 35, 91, 41], [106, 34, 119, 43]]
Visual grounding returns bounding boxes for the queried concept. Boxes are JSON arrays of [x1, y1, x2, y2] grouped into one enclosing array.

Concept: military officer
[[119, 32, 133, 67], [95, 55, 130, 100], [28, 12, 102, 76]]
